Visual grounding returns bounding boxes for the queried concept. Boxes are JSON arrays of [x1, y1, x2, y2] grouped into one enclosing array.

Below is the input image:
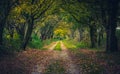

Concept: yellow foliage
[[6, 35, 11, 39], [13, 32, 19, 39]]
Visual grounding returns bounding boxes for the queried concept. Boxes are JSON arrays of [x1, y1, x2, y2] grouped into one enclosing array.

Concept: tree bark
[[98, 27, 104, 46], [105, 0, 119, 52], [70, 29, 75, 39], [78, 28, 84, 41], [0, 20, 5, 46], [100, 0, 119, 52], [89, 25, 97, 48], [106, 26, 118, 52], [21, 17, 34, 50]]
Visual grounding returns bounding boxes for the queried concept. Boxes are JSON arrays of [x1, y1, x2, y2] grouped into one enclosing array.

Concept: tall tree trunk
[[89, 25, 97, 48], [98, 27, 104, 46], [100, 0, 119, 52], [70, 29, 75, 39], [0, 20, 5, 47], [78, 28, 84, 41], [106, 0, 119, 52], [0, 14, 10, 55], [0, 21, 4, 45], [0, 12, 9, 52], [21, 17, 34, 50], [106, 26, 118, 52]]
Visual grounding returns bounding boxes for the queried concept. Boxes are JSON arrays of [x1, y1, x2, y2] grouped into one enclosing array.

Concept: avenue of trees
[[0, 0, 120, 54]]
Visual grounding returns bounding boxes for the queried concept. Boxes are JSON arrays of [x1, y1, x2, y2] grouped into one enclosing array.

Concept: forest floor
[[0, 41, 120, 74]]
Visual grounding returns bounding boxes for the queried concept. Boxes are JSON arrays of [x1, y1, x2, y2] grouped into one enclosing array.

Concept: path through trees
[[32, 41, 80, 74]]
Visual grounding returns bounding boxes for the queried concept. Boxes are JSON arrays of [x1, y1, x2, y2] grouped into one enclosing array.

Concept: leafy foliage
[[28, 34, 43, 49], [63, 40, 90, 50]]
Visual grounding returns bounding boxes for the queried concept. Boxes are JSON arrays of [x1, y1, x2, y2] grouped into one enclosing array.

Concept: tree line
[[0, 0, 120, 55]]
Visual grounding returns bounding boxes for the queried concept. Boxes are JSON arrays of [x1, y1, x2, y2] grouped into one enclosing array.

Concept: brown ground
[[32, 41, 80, 74], [0, 41, 120, 74]]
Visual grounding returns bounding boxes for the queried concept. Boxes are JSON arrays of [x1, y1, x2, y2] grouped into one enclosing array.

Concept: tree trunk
[[89, 25, 97, 48], [0, 14, 8, 48], [21, 17, 34, 50], [78, 28, 84, 41], [0, 21, 5, 46], [106, 26, 118, 52], [98, 27, 104, 46], [70, 29, 75, 39], [105, 0, 119, 52]]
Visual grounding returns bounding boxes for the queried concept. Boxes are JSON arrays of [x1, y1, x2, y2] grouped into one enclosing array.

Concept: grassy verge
[[28, 34, 59, 50], [42, 39, 58, 46], [63, 39, 90, 50], [63, 40, 77, 50], [28, 35, 43, 49], [54, 42, 61, 51]]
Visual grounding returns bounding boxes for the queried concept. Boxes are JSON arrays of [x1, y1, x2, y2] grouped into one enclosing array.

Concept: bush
[[76, 41, 90, 48], [28, 34, 43, 49], [0, 38, 22, 56], [63, 39, 90, 50]]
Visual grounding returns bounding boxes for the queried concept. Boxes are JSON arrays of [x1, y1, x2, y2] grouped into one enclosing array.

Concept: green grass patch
[[54, 42, 61, 51], [28, 34, 59, 50], [42, 39, 59, 46], [45, 60, 66, 74], [62, 40, 77, 50], [28, 34, 43, 49], [76, 41, 90, 48], [63, 39, 90, 50]]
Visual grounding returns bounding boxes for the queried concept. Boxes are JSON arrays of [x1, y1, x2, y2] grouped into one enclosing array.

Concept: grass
[[54, 42, 61, 51], [44, 60, 66, 74], [28, 35, 43, 49], [63, 39, 90, 50], [62, 40, 77, 50], [63, 39, 105, 51], [28, 34, 59, 49], [42, 39, 58, 46]]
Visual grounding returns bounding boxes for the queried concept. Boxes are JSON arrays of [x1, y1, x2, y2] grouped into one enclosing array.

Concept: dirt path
[[60, 41, 80, 74], [32, 42, 59, 74], [42, 41, 58, 50], [32, 41, 80, 74], [49, 41, 59, 51]]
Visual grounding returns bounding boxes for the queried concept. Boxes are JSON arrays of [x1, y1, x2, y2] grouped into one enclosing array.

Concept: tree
[[105, 0, 119, 52], [0, 0, 18, 53], [40, 15, 60, 40], [61, 0, 99, 48], [18, 0, 56, 49], [62, 0, 120, 51]]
